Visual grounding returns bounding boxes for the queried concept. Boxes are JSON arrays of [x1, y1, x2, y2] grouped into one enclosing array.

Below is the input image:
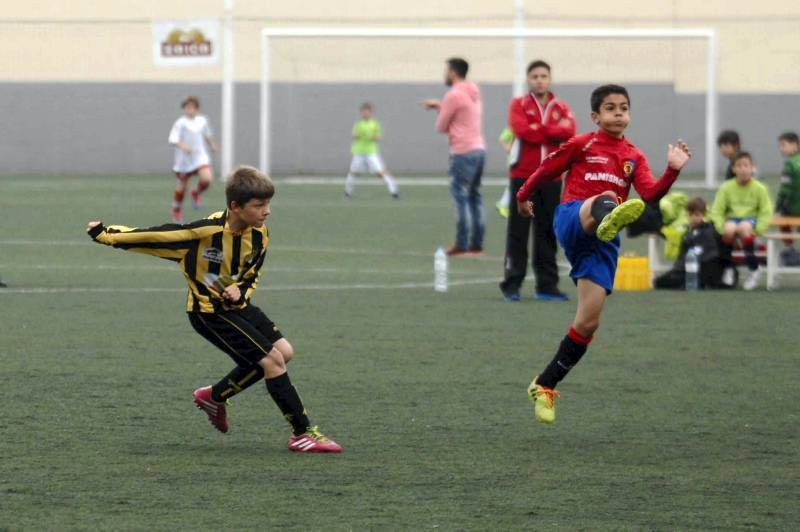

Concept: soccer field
[[2, 175, 798, 530]]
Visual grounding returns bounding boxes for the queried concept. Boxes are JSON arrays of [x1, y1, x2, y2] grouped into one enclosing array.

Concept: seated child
[[710, 152, 774, 290], [654, 197, 728, 289]]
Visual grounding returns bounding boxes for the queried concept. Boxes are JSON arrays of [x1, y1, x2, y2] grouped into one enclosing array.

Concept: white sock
[[382, 173, 399, 195], [498, 187, 511, 207], [345, 173, 356, 196]]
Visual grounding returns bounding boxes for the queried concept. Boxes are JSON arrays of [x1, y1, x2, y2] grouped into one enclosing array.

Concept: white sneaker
[[743, 268, 762, 291], [722, 267, 736, 287]]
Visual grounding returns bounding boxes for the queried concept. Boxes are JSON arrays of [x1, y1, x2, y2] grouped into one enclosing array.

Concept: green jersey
[[777, 152, 800, 215], [351, 118, 381, 155], [710, 178, 774, 235]]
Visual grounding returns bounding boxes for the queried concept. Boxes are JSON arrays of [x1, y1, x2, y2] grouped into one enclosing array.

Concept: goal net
[[256, 28, 717, 187]]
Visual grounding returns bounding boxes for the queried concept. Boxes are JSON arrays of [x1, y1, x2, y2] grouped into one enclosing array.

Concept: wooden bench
[[647, 216, 800, 288], [765, 216, 800, 290], [646, 233, 768, 273]]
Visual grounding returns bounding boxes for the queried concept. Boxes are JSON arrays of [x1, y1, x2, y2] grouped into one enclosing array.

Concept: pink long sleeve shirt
[[435, 81, 486, 155]]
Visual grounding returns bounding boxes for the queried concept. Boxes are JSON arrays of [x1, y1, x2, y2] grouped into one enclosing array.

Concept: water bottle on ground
[[685, 246, 700, 291], [434, 247, 448, 292]]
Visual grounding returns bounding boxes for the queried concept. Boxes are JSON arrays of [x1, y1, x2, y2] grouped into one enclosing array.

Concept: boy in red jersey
[[516, 84, 691, 424]]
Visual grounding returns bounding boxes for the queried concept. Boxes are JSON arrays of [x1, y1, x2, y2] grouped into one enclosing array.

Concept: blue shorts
[[727, 217, 757, 230], [554, 200, 620, 294]]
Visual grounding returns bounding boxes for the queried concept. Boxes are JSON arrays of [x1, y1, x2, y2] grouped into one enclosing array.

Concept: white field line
[[0, 263, 502, 275], [0, 240, 572, 268], [278, 176, 508, 186], [0, 277, 500, 294], [0, 240, 503, 260]]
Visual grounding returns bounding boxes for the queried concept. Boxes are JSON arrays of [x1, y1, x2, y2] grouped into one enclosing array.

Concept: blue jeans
[[449, 150, 486, 250]]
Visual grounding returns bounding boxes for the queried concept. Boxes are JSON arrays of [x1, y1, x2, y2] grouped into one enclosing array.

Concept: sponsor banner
[[152, 19, 220, 67]]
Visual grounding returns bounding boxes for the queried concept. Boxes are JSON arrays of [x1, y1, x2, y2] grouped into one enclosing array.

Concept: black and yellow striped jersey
[[91, 210, 268, 313]]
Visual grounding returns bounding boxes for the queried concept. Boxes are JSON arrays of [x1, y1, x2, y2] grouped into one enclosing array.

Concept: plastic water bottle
[[685, 246, 700, 291], [434, 247, 448, 292]]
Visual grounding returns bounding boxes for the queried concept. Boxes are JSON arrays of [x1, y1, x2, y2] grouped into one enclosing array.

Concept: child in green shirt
[[344, 103, 399, 199], [776, 132, 800, 264], [710, 152, 774, 290]]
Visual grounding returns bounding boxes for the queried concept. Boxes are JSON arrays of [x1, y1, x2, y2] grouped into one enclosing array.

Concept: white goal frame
[[259, 27, 717, 187]]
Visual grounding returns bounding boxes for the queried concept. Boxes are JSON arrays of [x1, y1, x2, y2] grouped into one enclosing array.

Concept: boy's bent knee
[[258, 347, 287, 377], [274, 338, 294, 363]]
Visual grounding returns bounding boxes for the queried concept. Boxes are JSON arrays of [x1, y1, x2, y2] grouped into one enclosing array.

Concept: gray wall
[[1, 82, 798, 177]]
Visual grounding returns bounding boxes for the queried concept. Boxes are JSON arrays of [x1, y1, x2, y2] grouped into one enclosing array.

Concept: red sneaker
[[446, 244, 469, 257], [193, 386, 229, 434], [288, 426, 343, 453], [191, 189, 202, 209], [171, 207, 183, 223]]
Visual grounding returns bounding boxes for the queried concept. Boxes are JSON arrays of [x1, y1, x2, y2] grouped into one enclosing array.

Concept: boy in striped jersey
[[86, 166, 342, 453]]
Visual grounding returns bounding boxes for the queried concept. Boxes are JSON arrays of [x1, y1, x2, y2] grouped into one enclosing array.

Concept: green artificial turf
[[1, 175, 797, 530]]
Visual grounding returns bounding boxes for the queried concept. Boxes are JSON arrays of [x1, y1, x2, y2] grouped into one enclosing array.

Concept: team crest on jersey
[[623, 160, 635, 178], [552, 111, 561, 120], [202, 247, 224, 264]]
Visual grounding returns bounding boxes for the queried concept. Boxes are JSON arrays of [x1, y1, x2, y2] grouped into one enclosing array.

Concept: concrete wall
[[2, 0, 798, 176], [4, 1, 800, 92], [2, 82, 798, 176]]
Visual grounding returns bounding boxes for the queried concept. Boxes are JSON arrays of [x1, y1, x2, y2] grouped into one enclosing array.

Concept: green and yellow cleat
[[596, 198, 645, 242], [527, 376, 559, 424], [496, 201, 510, 219]]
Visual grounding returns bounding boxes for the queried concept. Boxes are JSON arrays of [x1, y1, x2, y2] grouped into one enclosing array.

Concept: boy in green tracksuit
[[776, 132, 800, 263], [710, 152, 774, 290]]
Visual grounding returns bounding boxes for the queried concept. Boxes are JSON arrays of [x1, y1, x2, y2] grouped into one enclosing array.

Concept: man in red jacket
[[500, 60, 576, 302]]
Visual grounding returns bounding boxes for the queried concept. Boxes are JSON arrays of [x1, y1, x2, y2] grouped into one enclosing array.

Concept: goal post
[[259, 27, 717, 187]]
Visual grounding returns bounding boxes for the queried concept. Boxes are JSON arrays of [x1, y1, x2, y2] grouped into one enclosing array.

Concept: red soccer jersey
[[516, 129, 680, 205]]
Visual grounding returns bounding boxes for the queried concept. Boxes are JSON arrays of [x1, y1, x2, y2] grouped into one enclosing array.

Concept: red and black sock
[[211, 364, 265, 402], [742, 235, 758, 271], [265, 372, 310, 436], [172, 189, 185, 209], [537, 326, 593, 389]]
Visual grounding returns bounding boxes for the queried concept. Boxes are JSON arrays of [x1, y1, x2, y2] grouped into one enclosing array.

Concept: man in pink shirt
[[424, 58, 486, 256]]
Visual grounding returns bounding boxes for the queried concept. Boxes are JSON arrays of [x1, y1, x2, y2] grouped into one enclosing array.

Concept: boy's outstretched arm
[[86, 218, 221, 261], [632, 140, 691, 202], [515, 135, 580, 217]]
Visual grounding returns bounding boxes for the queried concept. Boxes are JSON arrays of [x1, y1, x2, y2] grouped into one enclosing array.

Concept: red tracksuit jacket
[[516, 130, 680, 204], [508, 92, 576, 179]]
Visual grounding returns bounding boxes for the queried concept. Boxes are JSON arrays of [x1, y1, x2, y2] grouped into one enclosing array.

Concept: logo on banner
[[152, 20, 220, 67], [162, 28, 213, 58]]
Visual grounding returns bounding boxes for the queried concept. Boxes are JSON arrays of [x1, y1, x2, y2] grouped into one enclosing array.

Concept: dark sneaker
[[535, 290, 569, 302]]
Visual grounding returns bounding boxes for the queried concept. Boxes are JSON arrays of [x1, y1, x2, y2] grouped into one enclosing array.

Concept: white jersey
[[168, 115, 213, 173]]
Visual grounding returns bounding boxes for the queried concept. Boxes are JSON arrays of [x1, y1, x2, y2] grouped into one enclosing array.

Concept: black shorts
[[188, 305, 284, 367]]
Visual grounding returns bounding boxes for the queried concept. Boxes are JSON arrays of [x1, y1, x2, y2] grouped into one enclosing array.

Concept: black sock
[[265, 373, 311, 436], [211, 364, 265, 402], [743, 241, 759, 271], [537, 328, 591, 389], [590, 196, 618, 224]]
